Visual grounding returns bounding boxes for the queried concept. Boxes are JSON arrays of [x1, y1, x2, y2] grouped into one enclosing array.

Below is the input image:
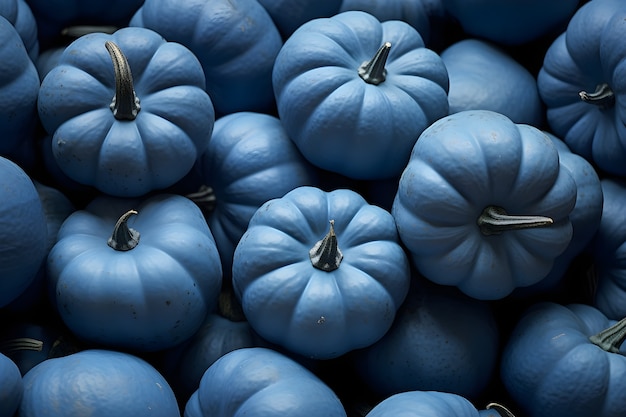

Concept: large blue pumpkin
[[37, 26, 215, 197], [19, 349, 179, 417], [46, 193, 223, 351], [392, 110, 577, 300], [272, 10, 449, 180], [232, 186, 411, 359]]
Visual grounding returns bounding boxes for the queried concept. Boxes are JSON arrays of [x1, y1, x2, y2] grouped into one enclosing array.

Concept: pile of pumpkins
[[1, 0, 626, 416]]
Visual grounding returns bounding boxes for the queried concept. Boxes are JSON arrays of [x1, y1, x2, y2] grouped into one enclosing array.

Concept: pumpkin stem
[[358, 42, 391, 85], [309, 220, 343, 272], [484, 403, 516, 417], [589, 316, 626, 353], [186, 185, 217, 214], [105, 40, 141, 120], [0, 337, 44, 352], [107, 209, 140, 251], [579, 83, 614, 108], [477, 206, 553, 236]]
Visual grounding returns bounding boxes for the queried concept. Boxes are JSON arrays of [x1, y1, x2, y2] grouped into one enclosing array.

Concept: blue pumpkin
[[130, 0, 283, 117], [364, 390, 481, 417], [0, 352, 22, 417], [0, 15, 39, 160], [0, 157, 48, 308], [392, 110, 577, 300], [500, 302, 626, 417], [195, 111, 318, 279], [258, 0, 342, 39], [184, 347, 347, 417], [19, 349, 179, 417], [46, 193, 223, 351], [352, 280, 499, 400], [272, 10, 449, 180], [440, 38, 544, 126], [0, 0, 38, 60], [232, 186, 411, 359], [37, 26, 215, 197], [537, 0, 626, 176]]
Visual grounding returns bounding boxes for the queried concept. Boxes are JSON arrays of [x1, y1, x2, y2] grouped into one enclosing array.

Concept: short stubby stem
[[310, 220, 343, 272], [358, 42, 391, 85], [105, 40, 141, 120], [108, 209, 140, 251], [477, 206, 553, 236], [579, 83, 615, 109], [589, 316, 626, 354]]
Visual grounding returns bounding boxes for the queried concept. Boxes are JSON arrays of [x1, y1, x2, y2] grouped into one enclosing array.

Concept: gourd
[[537, 0, 626, 176], [500, 302, 626, 417], [18, 349, 180, 417], [0, 352, 22, 417], [46, 193, 223, 352], [183, 347, 347, 417], [257, 0, 342, 39], [272, 10, 449, 180], [0, 0, 38, 60], [232, 186, 411, 359], [37, 26, 215, 197], [391, 110, 577, 300], [130, 0, 283, 116], [0, 156, 48, 308]]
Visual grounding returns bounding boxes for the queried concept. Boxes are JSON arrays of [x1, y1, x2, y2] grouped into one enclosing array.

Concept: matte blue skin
[[339, 0, 446, 46], [19, 349, 180, 417], [441, 38, 544, 126], [196, 111, 317, 279], [514, 133, 603, 296], [442, 0, 580, 45], [392, 110, 577, 300], [258, 0, 342, 39], [0, 157, 48, 308], [272, 10, 449, 180], [352, 282, 499, 400], [232, 186, 411, 359], [46, 193, 223, 352], [0, 0, 38, 60], [537, 0, 626, 176], [37, 26, 215, 197], [501, 302, 626, 417], [365, 391, 480, 417], [184, 347, 347, 417], [0, 352, 22, 417], [0, 15, 39, 158], [589, 178, 626, 321], [130, 0, 283, 117]]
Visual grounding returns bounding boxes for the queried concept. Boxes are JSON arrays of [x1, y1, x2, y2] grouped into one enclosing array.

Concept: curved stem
[[105, 40, 141, 120], [589, 316, 626, 354], [310, 220, 343, 272], [0, 337, 44, 352], [485, 403, 516, 417], [358, 42, 391, 85], [107, 210, 140, 251], [477, 206, 553, 236], [579, 83, 614, 108]]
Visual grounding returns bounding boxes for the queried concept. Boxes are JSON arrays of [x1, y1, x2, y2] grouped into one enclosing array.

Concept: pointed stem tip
[[310, 220, 343, 272], [108, 209, 140, 251], [477, 206, 553, 236], [358, 42, 391, 85], [105, 40, 141, 120]]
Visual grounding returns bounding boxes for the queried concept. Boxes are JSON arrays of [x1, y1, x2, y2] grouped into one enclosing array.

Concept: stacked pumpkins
[[1, 1, 625, 417]]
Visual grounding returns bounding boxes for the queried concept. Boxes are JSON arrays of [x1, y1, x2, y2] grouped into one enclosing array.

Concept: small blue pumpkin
[[46, 193, 223, 351], [37, 26, 215, 197], [184, 347, 347, 417], [232, 186, 411, 359], [272, 10, 449, 180], [364, 390, 481, 417], [0, 352, 22, 417]]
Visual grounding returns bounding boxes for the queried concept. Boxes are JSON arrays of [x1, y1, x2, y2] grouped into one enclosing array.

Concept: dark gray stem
[[477, 206, 553, 236], [579, 83, 614, 108], [105, 40, 141, 120], [485, 403, 516, 417], [309, 220, 343, 272], [358, 42, 391, 85], [0, 337, 44, 352], [589, 316, 626, 354], [107, 210, 140, 251]]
